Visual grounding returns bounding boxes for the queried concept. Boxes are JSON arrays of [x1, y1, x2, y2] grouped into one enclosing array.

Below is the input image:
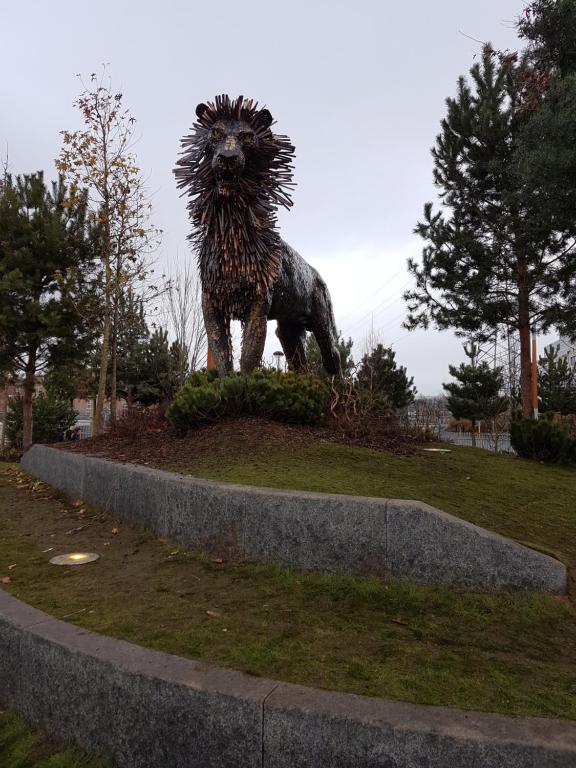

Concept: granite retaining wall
[[20, 444, 567, 593], [1, 590, 575, 768]]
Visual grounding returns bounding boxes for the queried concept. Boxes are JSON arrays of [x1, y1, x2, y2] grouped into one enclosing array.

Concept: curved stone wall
[[21, 444, 566, 593], [1, 590, 575, 768]]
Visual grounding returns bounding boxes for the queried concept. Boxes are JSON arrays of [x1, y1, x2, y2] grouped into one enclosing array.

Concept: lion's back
[[268, 240, 323, 323]]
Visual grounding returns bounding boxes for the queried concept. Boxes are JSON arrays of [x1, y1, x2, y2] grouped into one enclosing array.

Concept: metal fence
[[439, 431, 513, 453]]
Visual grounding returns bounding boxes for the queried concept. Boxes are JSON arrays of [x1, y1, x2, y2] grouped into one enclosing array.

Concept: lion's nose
[[217, 152, 242, 168], [216, 151, 244, 171]]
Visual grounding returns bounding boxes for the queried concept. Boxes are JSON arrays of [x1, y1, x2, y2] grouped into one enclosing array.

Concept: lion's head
[[175, 95, 295, 209]]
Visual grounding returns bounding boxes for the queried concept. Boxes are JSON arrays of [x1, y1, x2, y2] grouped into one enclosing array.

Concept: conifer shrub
[[6, 394, 77, 448], [510, 417, 576, 464], [167, 369, 329, 433]]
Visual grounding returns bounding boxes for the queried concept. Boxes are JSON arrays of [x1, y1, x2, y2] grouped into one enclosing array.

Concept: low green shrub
[[510, 417, 576, 464], [167, 369, 329, 433], [6, 393, 77, 448]]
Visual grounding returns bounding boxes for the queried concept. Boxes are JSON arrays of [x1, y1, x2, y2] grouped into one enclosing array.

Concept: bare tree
[[361, 318, 386, 358], [408, 396, 449, 436], [56, 70, 160, 434], [163, 258, 207, 385]]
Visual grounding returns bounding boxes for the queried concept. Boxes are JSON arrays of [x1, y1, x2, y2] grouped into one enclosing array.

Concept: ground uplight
[[49, 552, 100, 566]]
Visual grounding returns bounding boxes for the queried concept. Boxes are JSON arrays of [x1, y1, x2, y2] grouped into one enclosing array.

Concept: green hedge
[[510, 417, 576, 464], [167, 369, 330, 433]]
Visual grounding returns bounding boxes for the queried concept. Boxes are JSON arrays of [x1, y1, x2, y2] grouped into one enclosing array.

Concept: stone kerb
[[1, 590, 576, 768], [20, 444, 567, 593]]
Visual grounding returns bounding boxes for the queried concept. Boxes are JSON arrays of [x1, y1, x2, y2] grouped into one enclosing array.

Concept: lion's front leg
[[202, 293, 233, 377], [240, 302, 268, 375]]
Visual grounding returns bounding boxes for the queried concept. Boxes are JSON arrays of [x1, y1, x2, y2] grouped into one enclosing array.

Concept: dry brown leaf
[[1, 576, 11, 584], [111, 527, 120, 535], [206, 610, 221, 618]]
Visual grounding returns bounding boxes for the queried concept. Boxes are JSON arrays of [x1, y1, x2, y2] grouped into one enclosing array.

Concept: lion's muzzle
[[213, 135, 245, 194]]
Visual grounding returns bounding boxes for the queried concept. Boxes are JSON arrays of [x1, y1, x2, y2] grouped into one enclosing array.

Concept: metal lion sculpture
[[174, 94, 342, 377]]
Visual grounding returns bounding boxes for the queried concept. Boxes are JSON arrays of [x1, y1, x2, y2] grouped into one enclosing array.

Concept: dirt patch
[[56, 415, 423, 469]]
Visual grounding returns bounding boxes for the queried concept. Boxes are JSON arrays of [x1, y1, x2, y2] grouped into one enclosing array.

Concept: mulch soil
[[56, 415, 425, 468]]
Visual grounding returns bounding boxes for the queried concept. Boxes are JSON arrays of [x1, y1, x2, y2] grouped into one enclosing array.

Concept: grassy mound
[[1, 463, 575, 720], [160, 439, 576, 574]]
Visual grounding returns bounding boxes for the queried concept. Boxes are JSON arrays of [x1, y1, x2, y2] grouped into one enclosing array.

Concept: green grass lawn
[[1, 461, 576, 720], [0, 710, 111, 768], [161, 441, 576, 573]]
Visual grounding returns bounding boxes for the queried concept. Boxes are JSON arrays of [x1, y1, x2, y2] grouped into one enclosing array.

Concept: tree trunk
[[0, 387, 6, 451], [22, 345, 37, 451], [109, 306, 118, 425], [94, 253, 112, 436], [109, 252, 122, 425], [517, 250, 532, 418], [519, 322, 532, 418]]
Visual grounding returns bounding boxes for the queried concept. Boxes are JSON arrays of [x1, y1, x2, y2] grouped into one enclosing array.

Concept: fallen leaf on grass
[[65, 525, 87, 535], [61, 608, 87, 619], [211, 558, 224, 564], [391, 618, 408, 626], [206, 610, 222, 618], [553, 596, 571, 606], [111, 527, 120, 535], [1, 576, 11, 584], [8, 564, 17, 570]]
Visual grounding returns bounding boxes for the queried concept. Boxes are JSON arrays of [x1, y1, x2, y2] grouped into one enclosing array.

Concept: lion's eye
[[211, 128, 222, 141], [241, 133, 254, 145]]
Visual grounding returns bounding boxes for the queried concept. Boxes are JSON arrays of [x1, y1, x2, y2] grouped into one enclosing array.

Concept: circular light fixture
[[49, 552, 100, 566]]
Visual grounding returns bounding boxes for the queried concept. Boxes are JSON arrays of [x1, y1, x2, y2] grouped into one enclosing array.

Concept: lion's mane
[[175, 95, 296, 318]]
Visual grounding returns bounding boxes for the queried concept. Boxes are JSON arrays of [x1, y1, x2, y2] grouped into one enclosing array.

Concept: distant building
[[545, 338, 576, 368]]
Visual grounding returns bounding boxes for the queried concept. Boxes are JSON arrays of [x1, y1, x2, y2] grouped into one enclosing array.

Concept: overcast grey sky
[[2, 0, 533, 393]]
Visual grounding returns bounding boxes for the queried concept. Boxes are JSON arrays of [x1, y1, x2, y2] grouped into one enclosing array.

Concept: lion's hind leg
[[276, 320, 307, 372]]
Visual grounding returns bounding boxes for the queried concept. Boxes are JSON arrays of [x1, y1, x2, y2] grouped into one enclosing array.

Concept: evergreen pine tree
[[0, 173, 97, 449], [357, 344, 416, 410], [405, 45, 576, 417], [442, 345, 508, 446], [538, 346, 576, 414], [518, 0, 576, 76], [136, 328, 184, 405], [514, 0, 576, 337], [115, 291, 150, 405]]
